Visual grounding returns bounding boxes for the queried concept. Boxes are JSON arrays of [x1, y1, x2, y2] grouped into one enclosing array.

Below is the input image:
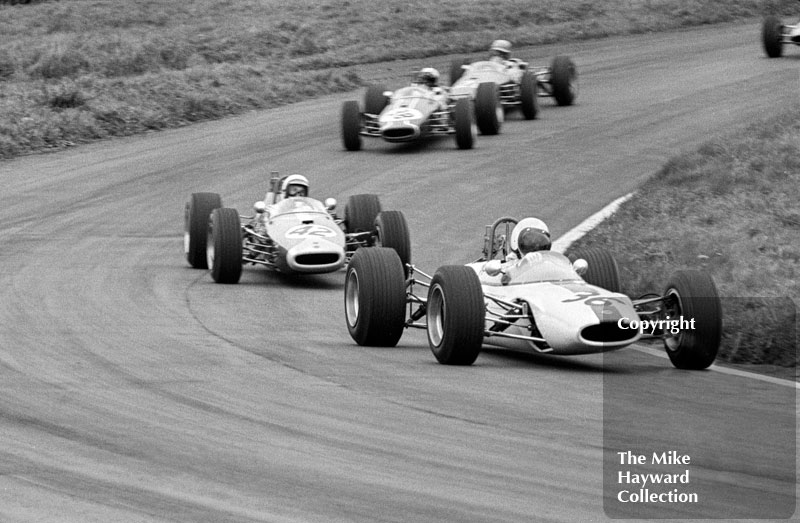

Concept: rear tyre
[[341, 101, 362, 151], [550, 55, 577, 106], [345, 248, 407, 347], [185, 192, 222, 269], [453, 98, 475, 150], [475, 82, 502, 135], [569, 248, 621, 293], [762, 16, 784, 58], [520, 71, 539, 120], [344, 194, 382, 236], [374, 210, 411, 268], [207, 208, 242, 284], [662, 270, 722, 370], [449, 58, 469, 84], [427, 266, 485, 365], [364, 84, 389, 115]]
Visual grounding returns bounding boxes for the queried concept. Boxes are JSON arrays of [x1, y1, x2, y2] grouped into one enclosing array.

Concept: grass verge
[[566, 106, 800, 373], [0, 0, 797, 158]]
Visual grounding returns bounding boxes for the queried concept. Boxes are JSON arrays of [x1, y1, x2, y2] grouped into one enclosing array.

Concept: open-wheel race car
[[184, 172, 411, 284], [344, 216, 722, 370], [449, 54, 577, 125], [762, 13, 800, 57], [341, 69, 476, 151]]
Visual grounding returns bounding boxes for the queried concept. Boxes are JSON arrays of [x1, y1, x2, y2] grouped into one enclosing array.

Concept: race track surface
[[0, 22, 796, 522]]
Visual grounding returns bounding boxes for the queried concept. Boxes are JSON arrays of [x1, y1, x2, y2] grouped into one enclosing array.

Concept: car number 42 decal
[[285, 224, 337, 238], [562, 288, 626, 306]]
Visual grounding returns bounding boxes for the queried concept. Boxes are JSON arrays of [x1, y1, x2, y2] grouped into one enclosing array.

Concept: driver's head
[[280, 174, 309, 198], [489, 39, 512, 60], [416, 67, 440, 87], [510, 217, 551, 256]]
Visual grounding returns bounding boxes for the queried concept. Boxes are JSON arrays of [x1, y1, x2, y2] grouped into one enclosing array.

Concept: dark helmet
[[517, 227, 551, 254]]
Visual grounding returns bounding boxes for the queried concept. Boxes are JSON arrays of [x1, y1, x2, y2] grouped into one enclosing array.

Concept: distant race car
[[449, 54, 578, 125], [341, 74, 477, 151], [184, 172, 410, 284], [344, 216, 722, 370], [762, 14, 800, 57]]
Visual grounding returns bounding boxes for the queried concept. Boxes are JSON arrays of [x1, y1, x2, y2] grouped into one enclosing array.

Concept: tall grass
[[0, 0, 796, 157]]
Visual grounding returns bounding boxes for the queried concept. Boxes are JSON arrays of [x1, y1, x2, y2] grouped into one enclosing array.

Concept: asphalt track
[[0, 22, 797, 522]]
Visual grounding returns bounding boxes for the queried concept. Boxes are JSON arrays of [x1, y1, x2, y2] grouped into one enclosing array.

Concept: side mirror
[[253, 201, 267, 214], [485, 259, 504, 277], [324, 197, 337, 211], [573, 258, 588, 276]]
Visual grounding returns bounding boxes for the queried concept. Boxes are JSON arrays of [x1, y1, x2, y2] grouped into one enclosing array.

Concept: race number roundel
[[285, 224, 337, 238]]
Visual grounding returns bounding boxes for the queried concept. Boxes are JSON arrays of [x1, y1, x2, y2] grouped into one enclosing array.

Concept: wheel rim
[[345, 270, 360, 328], [206, 225, 215, 269], [427, 284, 446, 347], [663, 288, 684, 352], [495, 105, 504, 125], [183, 231, 190, 255]]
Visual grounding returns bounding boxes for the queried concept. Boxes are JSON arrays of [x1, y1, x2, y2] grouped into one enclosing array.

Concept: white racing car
[[184, 172, 410, 283], [344, 217, 722, 370], [762, 13, 800, 57]]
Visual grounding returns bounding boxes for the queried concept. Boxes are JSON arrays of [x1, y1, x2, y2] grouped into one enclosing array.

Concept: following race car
[[341, 68, 477, 151], [762, 13, 800, 57], [449, 40, 578, 125], [344, 216, 721, 370], [184, 172, 411, 283]]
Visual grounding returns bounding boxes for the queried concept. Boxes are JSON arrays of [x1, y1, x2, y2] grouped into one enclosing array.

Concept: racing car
[[449, 54, 578, 123], [344, 217, 721, 370], [184, 172, 411, 284], [340, 70, 477, 151], [762, 13, 800, 57]]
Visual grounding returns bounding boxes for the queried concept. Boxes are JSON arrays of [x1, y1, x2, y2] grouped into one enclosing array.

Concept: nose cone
[[286, 237, 346, 273]]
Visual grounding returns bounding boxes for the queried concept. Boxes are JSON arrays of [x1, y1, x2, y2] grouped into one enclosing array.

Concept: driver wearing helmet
[[507, 217, 551, 261], [415, 67, 440, 88], [280, 174, 309, 200], [489, 39, 513, 63]]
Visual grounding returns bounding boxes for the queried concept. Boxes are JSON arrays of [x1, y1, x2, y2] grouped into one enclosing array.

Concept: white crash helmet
[[281, 174, 309, 198], [416, 67, 440, 87], [490, 39, 512, 59], [509, 217, 551, 255]]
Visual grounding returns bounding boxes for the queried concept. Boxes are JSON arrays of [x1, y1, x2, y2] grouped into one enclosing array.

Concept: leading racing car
[[344, 216, 721, 370], [184, 172, 411, 283], [341, 68, 478, 151]]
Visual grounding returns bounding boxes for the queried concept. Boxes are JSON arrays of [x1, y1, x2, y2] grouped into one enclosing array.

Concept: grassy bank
[[0, 0, 796, 158], [566, 106, 800, 370]]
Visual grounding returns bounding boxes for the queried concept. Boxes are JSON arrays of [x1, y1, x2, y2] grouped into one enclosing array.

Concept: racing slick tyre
[[762, 16, 784, 58], [185, 192, 222, 269], [207, 207, 242, 284], [344, 194, 382, 238], [341, 101, 362, 151], [520, 71, 539, 120], [569, 248, 621, 293], [345, 247, 406, 347], [453, 98, 475, 150], [374, 210, 411, 268], [475, 82, 502, 135], [550, 55, 577, 106], [449, 58, 469, 84], [364, 84, 389, 115], [662, 270, 722, 370], [427, 265, 485, 365]]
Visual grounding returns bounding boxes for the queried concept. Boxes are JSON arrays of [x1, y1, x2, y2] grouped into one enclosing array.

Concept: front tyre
[[207, 208, 242, 284], [662, 270, 722, 370], [762, 16, 784, 58], [550, 56, 578, 106], [344, 194, 382, 235], [364, 84, 389, 115], [345, 248, 407, 347], [185, 192, 222, 269], [475, 82, 502, 135], [341, 101, 362, 151], [374, 210, 411, 268], [427, 266, 485, 365], [453, 98, 475, 150], [520, 71, 539, 120]]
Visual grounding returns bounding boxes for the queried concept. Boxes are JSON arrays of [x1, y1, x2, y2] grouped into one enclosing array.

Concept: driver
[[414, 67, 440, 88], [507, 217, 551, 261], [489, 39, 513, 63], [280, 174, 309, 200]]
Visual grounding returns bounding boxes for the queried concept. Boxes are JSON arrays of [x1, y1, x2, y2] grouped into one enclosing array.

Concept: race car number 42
[[285, 224, 337, 238]]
